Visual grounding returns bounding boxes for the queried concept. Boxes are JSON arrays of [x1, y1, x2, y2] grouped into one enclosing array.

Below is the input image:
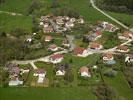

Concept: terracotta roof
[[103, 52, 113, 59], [34, 68, 45, 74], [45, 36, 52, 41], [89, 42, 101, 49], [93, 30, 101, 37], [79, 66, 89, 73], [49, 44, 57, 49], [73, 47, 85, 55], [50, 54, 63, 60], [106, 24, 113, 30], [117, 45, 128, 51]]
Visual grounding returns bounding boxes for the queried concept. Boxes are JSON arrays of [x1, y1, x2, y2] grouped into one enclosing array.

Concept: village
[[6, 14, 133, 87]]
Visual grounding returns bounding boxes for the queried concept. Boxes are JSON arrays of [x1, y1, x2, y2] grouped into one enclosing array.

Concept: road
[[90, 0, 130, 30], [66, 35, 76, 51], [11, 48, 68, 69]]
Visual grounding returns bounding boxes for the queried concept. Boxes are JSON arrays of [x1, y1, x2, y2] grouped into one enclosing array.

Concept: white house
[[49, 54, 63, 64], [73, 47, 90, 57], [79, 66, 91, 77], [125, 54, 133, 63], [65, 21, 74, 29], [9, 78, 23, 86], [77, 18, 84, 24]]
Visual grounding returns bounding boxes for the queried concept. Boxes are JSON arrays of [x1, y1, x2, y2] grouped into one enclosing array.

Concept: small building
[[103, 52, 114, 61], [49, 54, 63, 64], [34, 68, 46, 83], [116, 45, 129, 52], [9, 77, 23, 86], [22, 65, 30, 73], [55, 65, 65, 76], [56, 16, 64, 25], [45, 35, 53, 42], [73, 47, 89, 57], [48, 44, 58, 51], [65, 21, 74, 29], [88, 42, 103, 50], [77, 18, 84, 24], [118, 31, 133, 40], [43, 26, 53, 33], [79, 66, 91, 77], [92, 30, 102, 40], [70, 18, 76, 23], [125, 54, 133, 63]]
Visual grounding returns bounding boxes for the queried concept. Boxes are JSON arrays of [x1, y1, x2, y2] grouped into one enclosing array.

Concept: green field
[[107, 11, 133, 28], [0, 0, 32, 13], [0, 14, 32, 32], [0, 87, 97, 100]]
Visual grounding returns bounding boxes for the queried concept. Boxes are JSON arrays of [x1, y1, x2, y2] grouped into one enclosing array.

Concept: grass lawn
[[0, 87, 97, 100], [56, 0, 113, 24], [0, 14, 32, 32], [107, 11, 133, 28], [97, 31, 121, 49], [0, 0, 32, 13]]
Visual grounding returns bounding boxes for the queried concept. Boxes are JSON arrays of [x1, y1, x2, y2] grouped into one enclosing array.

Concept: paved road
[[49, 19, 63, 33], [11, 48, 68, 69], [66, 35, 76, 51], [90, 0, 130, 30]]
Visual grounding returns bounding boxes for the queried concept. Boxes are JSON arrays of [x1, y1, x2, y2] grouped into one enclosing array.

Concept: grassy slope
[[0, 87, 97, 100], [107, 11, 133, 28], [0, 0, 32, 13], [57, 0, 112, 24], [0, 14, 32, 32]]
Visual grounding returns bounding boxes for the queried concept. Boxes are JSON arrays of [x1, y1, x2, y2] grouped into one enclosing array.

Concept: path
[[0, 10, 23, 16], [90, 0, 130, 30]]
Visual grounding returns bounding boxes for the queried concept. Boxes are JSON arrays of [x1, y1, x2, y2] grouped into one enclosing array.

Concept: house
[[34, 68, 46, 83], [45, 35, 53, 42], [73, 47, 89, 57], [9, 66, 20, 77], [118, 31, 133, 40], [65, 21, 74, 29], [9, 77, 23, 86], [64, 16, 70, 21], [116, 45, 129, 52], [70, 18, 76, 23], [22, 65, 30, 73], [92, 30, 102, 40], [77, 18, 84, 24], [125, 54, 133, 63], [49, 54, 63, 64], [103, 52, 114, 61], [88, 42, 103, 50], [48, 44, 58, 51], [79, 66, 91, 77], [43, 26, 53, 33], [56, 16, 64, 25], [55, 65, 65, 76]]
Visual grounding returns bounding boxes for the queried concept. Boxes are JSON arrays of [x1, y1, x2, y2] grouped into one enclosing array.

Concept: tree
[[64, 69, 74, 83]]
